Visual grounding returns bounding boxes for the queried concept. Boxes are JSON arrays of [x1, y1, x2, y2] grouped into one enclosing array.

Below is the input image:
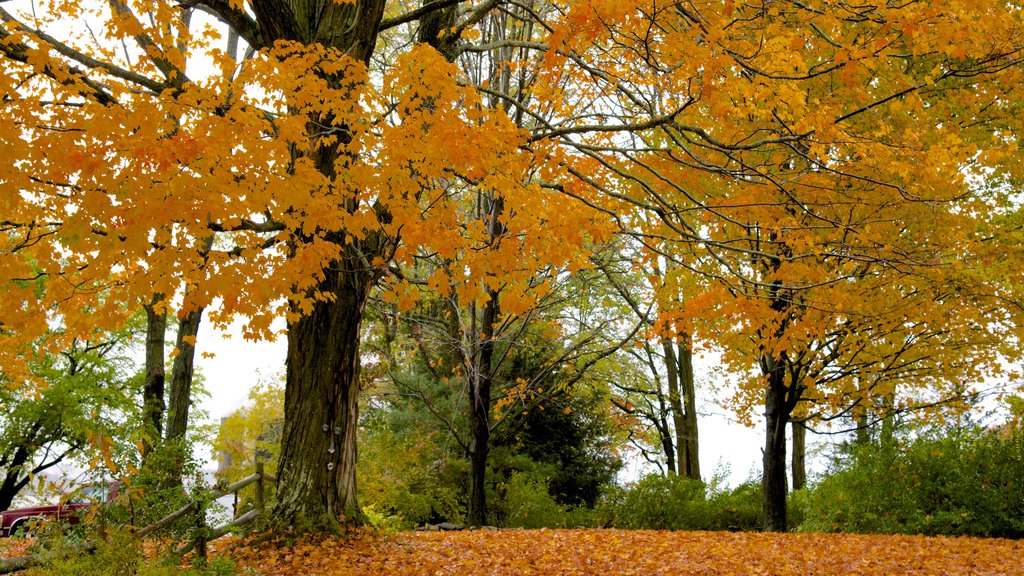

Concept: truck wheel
[[10, 518, 38, 537]]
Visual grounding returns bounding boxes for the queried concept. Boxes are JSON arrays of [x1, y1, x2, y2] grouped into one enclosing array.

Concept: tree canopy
[[1, 0, 1023, 532]]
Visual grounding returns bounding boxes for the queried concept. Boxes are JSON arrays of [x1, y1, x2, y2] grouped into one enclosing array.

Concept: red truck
[[0, 482, 116, 537]]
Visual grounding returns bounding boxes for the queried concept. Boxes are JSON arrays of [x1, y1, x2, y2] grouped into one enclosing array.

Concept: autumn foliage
[[3, 0, 1024, 534], [222, 529, 1024, 576]]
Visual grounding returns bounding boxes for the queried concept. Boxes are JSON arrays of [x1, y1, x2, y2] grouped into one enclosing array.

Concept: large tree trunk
[[141, 295, 167, 459], [791, 421, 806, 491], [248, 0, 387, 530], [762, 361, 790, 532], [274, 254, 375, 530], [467, 292, 498, 526]]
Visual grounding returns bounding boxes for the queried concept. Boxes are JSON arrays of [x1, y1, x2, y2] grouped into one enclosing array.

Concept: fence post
[[194, 499, 208, 564], [255, 460, 265, 520]]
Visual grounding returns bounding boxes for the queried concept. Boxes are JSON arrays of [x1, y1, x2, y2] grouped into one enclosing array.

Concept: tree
[[213, 378, 284, 512], [600, 246, 704, 481], [523, 0, 1024, 531], [0, 0, 614, 530], [0, 328, 140, 511]]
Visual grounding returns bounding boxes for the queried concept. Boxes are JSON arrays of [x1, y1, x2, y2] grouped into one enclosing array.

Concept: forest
[[2, 0, 1024, 572]]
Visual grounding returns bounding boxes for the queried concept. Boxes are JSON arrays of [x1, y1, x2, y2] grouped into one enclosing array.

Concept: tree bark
[[244, 0, 388, 530], [677, 340, 701, 482], [791, 420, 806, 491], [0, 446, 31, 512], [854, 411, 871, 445], [659, 406, 676, 477], [162, 304, 205, 485], [467, 292, 498, 526], [141, 294, 167, 459], [663, 339, 685, 477], [761, 360, 790, 532], [663, 337, 701, 481], [166, 307, 203, 444], [274, 248, 376, 530]]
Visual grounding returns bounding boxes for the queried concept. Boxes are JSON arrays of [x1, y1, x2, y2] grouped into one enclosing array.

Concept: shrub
[[802, 426, 1024, 537], [706, 481, 762, 531], [502, 471, 567, 528], [608, 474, 710, 530], [23, 527, 238, 576]]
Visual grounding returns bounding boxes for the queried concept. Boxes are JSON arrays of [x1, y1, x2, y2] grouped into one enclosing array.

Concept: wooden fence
[[137, 461, 269, 560], [0, 461, 270, 573]]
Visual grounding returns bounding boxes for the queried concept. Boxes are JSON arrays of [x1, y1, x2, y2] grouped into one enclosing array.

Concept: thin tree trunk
[[274, 254, 375, 530], [879, 393, 896, 449], [161, 305, 205, 485], [677, 340, 701, 482], [0, 446, 31, 512], [663, 340, 685, 477], [467, 292, 498, 526], [659, 401, 676, 477], [791, 421, 806, 491], [854, 411, 871, 445], [166, 307, 203, 444], [762, 361, 789, 532], [142, 294, 167, 459]]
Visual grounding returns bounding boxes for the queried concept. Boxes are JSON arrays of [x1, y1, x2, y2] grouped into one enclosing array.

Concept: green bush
[[24, 527, 238, 576], [610, 474, 709, 530], [802, 426, 1024, 537], [502, 471, 567, 528], [707, 481, 762, 531]]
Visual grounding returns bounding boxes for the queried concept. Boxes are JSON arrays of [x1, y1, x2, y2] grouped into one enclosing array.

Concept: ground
[[4, 529, 1023, 574], [223, 529, 1024, 575]]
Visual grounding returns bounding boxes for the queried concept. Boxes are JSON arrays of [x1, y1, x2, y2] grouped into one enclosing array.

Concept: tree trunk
[[791, 421, 806, 491], [141, 295, 166, 459], [659, 407, 676, 477], [854, 411, 871, 445], [274, 254, 375, 530], [467, 292, 498, 527], [762, 362, 790, 532], [663, 340, 685, 477], [249, 0, 387, 531], [664, 338, 701, 481], [879, 393, 896, 449], [166, 307, 203, 444], [677, 340, 701, 482], [0, 446, 31, 512], [162, 305, 204, 483]]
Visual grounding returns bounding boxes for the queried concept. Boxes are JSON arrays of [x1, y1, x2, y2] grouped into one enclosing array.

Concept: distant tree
[[213, 378, 284, 512], [491, 349, 623, 509], [0, 328, 140, 511]]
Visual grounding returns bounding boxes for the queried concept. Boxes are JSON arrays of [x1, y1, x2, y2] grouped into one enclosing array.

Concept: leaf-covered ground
[[225, 529, 1024, 575]]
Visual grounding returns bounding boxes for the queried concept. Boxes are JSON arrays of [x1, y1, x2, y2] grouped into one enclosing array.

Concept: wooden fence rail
[[0, 461, 270, 574]]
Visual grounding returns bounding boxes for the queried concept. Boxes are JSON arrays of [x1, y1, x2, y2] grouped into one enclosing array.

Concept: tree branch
[[379, 0, 468, 31]]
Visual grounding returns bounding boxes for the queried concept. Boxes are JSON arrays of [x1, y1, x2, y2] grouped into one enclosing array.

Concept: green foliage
[[490, 377, 623, 510], [0, 327, 140, 510], [801, 425, 1024, 537], [501, 471, 566, 529], [597, 473, 762, 531], [23, 527, 239, 576], [106, 442, 198, 533], [358, 409, 467, 527], [360, 504, 406, 534]]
